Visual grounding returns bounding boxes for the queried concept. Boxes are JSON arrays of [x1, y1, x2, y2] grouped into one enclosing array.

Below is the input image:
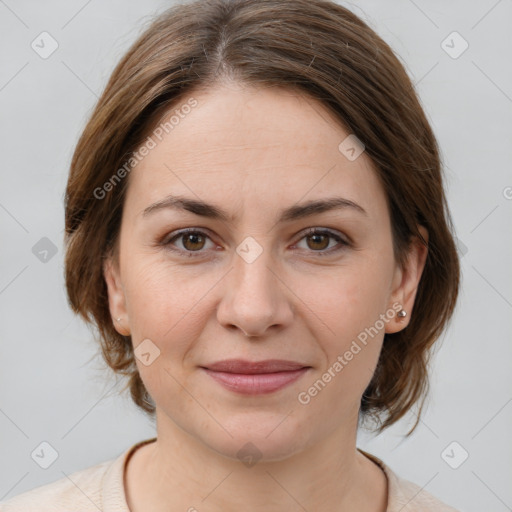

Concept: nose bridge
[[217, 233, 291, 336], [232, 234, 276, 303]]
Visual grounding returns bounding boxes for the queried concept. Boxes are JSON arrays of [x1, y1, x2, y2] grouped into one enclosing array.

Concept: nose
[[216, 241, 294, 339]]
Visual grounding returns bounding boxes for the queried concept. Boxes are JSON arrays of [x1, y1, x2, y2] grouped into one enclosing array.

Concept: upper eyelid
[[299, 227, 350, 243], [164, 227, 349, 249]]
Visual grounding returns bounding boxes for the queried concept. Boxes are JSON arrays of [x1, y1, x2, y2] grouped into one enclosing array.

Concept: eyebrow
[[142, 194, 367, 222]]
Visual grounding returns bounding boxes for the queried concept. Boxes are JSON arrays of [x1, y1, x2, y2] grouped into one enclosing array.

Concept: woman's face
[[105, 82, 426, 461]]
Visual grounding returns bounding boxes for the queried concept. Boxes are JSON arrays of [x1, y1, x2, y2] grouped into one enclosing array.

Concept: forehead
[[124, 83, 386, 221]]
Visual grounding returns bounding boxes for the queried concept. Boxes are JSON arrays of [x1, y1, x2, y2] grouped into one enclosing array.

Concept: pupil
[[309, 234, 328, 250], [185, 233, 203, 250]]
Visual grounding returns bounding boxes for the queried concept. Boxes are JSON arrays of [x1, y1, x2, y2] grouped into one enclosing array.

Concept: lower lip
[[202, 368, 309, 394]]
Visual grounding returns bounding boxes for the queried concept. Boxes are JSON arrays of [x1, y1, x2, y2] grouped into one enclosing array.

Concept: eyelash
[[160, 227, 350, 258]]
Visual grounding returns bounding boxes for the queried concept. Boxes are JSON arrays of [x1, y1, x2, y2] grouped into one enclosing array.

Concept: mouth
[[200, 359, 311, 395]]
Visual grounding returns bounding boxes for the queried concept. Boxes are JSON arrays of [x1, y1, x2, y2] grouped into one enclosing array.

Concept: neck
[[128, 409, 387, 512]]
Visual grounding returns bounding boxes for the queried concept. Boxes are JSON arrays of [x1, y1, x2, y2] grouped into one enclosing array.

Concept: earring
[[115, 317, 122, 322], [397, 310, 407, 319]]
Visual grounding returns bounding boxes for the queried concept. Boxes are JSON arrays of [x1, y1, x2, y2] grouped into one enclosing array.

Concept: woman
[[1, 0, 461, 510]]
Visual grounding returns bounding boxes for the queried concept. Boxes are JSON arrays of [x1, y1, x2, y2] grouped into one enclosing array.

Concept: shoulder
[[0, 438, 156, 512], [0, 458, 115, 511], [359, 449, 462, 512], [385, 467, 461, 511]]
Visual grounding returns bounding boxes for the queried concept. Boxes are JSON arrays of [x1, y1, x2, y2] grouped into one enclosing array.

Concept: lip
[[201, 359, 310, 395], [204, 359, 308, 373]]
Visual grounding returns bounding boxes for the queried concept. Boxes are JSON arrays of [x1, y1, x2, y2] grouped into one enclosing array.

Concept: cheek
[[295, 254, 393, 348], [121, 255, 219, 357], [121, 258, 216, 407], [294, 252, 394, 400]]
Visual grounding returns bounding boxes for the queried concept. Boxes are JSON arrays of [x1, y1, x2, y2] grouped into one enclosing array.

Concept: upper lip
[[202, 359, 309, 374]]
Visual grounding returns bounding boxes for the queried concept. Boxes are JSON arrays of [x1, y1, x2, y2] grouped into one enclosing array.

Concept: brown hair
[[64, 0, 460, 432]]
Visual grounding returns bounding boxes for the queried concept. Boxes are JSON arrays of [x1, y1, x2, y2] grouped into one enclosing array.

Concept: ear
[[103, 256, 131, 336], [385, 225, 429, 334]]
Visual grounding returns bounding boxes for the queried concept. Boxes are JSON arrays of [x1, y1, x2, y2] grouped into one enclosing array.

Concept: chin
[[196, 411, 312, 464]]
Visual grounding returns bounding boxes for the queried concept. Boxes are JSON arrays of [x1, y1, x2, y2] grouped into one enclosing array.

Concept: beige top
[[0, 437, 460, 511]]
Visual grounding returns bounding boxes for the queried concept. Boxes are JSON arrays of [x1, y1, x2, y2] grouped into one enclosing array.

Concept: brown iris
[[305, 232, 330, 251], [182, 232, 206, 251]]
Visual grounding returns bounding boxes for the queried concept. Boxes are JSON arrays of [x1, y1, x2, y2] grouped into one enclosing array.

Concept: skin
[[104, 81, 428, 512]]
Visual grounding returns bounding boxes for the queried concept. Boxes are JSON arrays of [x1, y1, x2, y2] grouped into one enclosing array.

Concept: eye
[[162, 228, 216, 256], [293, 228, 349, 256], [161, 227, 349, 258]]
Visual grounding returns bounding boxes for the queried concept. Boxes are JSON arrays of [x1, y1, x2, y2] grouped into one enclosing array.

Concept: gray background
[[1, 0, 511, 510]]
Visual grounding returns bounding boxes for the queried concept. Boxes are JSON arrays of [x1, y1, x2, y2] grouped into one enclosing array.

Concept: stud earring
[[397, 310, 407, 319]]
